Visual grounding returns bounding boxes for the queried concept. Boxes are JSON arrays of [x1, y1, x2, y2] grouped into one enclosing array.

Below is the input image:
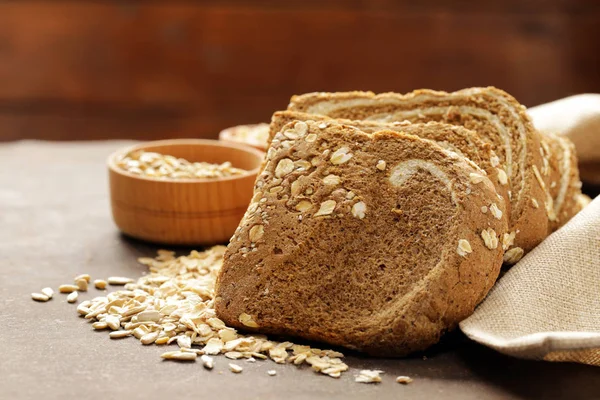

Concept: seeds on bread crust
[[275, 158, 294, 178], [217, 120, 507, 357], [314, 200, 336, 217], [330, 147, 353, 165], [503, 247, 524, 264], [457, 239, 473, 257], [481, 228, 499, 250], [351, 202, 367, 219]]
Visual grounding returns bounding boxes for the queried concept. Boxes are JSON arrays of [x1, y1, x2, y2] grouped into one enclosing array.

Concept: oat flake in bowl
[[117, 150, 247, 180]]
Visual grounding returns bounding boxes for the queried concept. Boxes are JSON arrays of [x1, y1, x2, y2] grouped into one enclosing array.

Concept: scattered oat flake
[[267, 370, 277, 376], [107, 277, 134, 285], [31, 246, 358, 379], [396, 376, 413, 384], [229, 363, 243, 373], [201, 354, 214, 369], [355, 370, 383, 383], [161, 351, 197, 361]]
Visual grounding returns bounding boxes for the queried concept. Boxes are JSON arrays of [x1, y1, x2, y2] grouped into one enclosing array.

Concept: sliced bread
[[270, 111, 509, 205], [215, 120, 508, 356], [287, 87, 548, 255], [542, 133, 584, 232]]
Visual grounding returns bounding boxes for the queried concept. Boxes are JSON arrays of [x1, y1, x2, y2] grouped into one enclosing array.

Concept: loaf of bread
[[215, 120, 508, 356], [287, 88, 548, 256]]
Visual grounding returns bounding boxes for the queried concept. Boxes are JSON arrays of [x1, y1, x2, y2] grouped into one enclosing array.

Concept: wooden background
[[0, 0, 599, 141]]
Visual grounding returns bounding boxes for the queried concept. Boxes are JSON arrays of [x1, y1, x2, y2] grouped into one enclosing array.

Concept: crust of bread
[[288, 87, 548, 254], [271, 111, 510, 207], [543, 133, 584, 232], [215, 120, 507, 356]]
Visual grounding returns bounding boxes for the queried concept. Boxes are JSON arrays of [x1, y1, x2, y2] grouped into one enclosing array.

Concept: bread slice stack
[[216, 120, 508, 356], [215, 87, 585, 356]]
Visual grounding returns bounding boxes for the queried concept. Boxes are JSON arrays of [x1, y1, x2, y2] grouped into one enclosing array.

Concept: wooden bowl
[[108, 139, 264, 246], [218, 123, 269, 151]]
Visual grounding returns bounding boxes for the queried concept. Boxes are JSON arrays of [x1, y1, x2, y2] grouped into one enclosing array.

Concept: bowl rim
[[107, 138, 265, 183]]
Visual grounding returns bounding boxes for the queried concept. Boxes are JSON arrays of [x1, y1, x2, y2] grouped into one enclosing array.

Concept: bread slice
[[288, 87, 548, 255], [542, 133, 584, 232], [270, 111, 509, 204], [215, 120, 508, 356]]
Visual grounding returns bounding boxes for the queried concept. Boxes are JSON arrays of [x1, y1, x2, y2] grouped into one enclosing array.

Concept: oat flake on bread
[[216, 119, 508, 356]]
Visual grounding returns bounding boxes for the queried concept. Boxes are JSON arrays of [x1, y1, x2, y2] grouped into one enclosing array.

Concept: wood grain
[[0, 1, 599, 141]]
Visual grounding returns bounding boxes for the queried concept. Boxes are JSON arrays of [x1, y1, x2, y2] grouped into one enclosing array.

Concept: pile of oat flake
[[32, 246, 412, 384]]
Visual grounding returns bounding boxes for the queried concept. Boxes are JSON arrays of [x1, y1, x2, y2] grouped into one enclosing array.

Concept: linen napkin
[[460, 94, 600, 366]]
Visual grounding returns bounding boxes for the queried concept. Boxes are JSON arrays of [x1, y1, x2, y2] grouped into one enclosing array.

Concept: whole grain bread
[[270, 111, 510, 205], [541, 133, 585, 233], [215, 120, 508, 356], [287, 87, 548, 256]]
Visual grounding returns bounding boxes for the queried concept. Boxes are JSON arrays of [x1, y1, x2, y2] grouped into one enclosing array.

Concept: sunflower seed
[[31, 293, 50, 302], [107, 277, 134, 285], [67, 291, 78, 303]]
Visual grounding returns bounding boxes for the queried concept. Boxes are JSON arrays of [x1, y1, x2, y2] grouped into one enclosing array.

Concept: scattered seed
[[74, 274, 91, 283], [92, 321, 108, 330], [75, 279, 88, 292], [140, 331, 160, 345], [59, 284, 79, 293], [267, 370, 277, 376], [161, 351, 197, 361], [109, 330, 132, 339], [105, 315, 120, 330], [31, 293, 50, 302], [396, 376, 413, 384], [355, 370, 383, 383], [77, 301, 91, 315], [67, 291, 78, 303], [107, 277, 134, 285], [201, 355, 214, 369], [31, 246, 356, 380], [177, 335, 192, 349], [94, 279, 107, 290], [41, 287, 54, 299], [229, 363, 243, 373]]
